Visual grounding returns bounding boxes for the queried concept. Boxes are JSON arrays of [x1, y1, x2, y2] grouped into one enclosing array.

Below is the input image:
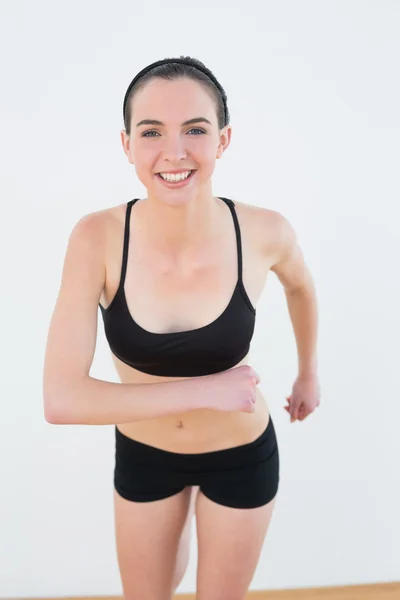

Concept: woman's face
[[121, 77, 231, 201]]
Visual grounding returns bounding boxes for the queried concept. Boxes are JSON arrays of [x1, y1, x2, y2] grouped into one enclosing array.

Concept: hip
[[114, 407, 279, 508]]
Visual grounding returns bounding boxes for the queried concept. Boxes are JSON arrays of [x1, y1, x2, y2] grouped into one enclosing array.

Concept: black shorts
[[114, 415, 280, 509]]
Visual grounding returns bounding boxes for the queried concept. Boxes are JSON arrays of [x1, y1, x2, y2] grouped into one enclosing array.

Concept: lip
[[156, 169, 196, 188], [157, 169, 196, 174]]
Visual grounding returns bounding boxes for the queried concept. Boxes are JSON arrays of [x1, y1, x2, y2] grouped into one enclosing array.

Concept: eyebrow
[[136, 117, 212, 128]]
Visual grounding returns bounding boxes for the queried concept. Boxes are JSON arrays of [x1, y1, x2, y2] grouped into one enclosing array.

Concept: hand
[[284, 374, 321, 423], [201, 365, 261, 414]]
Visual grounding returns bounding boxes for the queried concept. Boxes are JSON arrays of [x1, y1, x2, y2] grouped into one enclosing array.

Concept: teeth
[[159, 170, 191, 182]]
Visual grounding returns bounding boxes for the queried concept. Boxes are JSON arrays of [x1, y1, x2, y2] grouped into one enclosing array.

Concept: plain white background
[[0, 0, 399, 597]]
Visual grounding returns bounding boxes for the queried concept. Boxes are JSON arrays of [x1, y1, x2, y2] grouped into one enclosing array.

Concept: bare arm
[[269, 211, 319, 377], [43, 210, 207, 426], [47, 375, 207, 426]]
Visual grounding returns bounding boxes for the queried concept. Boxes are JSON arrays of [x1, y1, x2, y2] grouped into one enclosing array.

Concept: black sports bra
[[99, 197, 256, 377]]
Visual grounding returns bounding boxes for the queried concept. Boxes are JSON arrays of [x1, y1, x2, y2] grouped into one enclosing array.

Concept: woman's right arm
[[42, 210, 208, 426]]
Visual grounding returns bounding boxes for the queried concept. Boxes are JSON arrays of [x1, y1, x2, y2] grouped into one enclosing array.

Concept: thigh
[[195, 416, 280, 600], [195, 490, 277, 600], [113, 426, 191, 599], [114, 486, 192, 600]]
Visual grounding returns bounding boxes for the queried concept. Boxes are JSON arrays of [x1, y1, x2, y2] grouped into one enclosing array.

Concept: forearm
[[285, 283, 319, 377], [45, 375, 207, 425]]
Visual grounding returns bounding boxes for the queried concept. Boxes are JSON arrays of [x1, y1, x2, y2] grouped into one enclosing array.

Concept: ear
[[120, 130, 134, 165], [216, 125, 232, 158]]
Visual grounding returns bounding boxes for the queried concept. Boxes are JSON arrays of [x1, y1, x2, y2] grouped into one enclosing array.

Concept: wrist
[[297, 369, 318, 380]]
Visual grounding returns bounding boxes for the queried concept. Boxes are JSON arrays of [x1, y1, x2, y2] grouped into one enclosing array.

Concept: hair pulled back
[[122, 55, 230, 136]]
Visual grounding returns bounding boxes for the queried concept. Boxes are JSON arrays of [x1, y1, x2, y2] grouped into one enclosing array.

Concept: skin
[[102, 76, 275, 453], [121, 77, 231, 254], [98, 76, 318, 599]]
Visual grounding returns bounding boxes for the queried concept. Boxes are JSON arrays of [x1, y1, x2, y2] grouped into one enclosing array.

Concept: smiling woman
[[119, 59, 231, 211], [43, 54, 319, 600]]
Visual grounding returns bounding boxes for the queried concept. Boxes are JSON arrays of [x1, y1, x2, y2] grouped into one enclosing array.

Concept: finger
[[299, 404, 308, 417], [298, 410, 308, 421]]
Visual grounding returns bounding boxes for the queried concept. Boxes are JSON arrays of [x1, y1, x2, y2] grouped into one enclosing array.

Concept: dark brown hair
[[123, 55, 230, 136]]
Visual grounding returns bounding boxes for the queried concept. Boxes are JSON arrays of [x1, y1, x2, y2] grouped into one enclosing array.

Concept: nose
[[162, 134, 188, 162]]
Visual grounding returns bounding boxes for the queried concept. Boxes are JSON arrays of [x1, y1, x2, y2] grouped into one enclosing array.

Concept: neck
[[137, 192, 223, 257]]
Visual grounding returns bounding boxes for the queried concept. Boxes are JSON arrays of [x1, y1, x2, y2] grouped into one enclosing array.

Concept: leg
[[113, 426, 196, 600], [195, 492, 277, 600], [173, 485, 199, 591], [195, 416, 280, 599], [114, 485, 192, 600]]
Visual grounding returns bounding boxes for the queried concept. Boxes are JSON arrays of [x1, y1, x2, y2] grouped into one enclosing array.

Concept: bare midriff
[[113, 352, 270, 454], [102, 197, 276, 454]]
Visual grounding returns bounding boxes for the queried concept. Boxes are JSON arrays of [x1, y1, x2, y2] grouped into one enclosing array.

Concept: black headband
[[122, 58, 228, 126]]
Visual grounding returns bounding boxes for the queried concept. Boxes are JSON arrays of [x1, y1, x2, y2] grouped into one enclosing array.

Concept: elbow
[[43, 382, 82, 425], [43, 396, 70, 424], [45, 411, 61, 424]]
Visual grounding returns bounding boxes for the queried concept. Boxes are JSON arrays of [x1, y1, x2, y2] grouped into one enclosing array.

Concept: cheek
[[201, 159, 218, 179], [191, 139, 219, 167], [190, 140, 219, 176], [131, 158, 153, 185], [132, 146, 155, 174]]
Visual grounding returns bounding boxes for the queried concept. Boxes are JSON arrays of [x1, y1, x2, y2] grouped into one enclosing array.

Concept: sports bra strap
[[220, 197, 243, 283], [119, 197, 243, 288], [120, 198, 139, 289]]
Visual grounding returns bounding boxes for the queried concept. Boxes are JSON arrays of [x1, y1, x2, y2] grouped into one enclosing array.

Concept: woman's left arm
[[267, 211, 321, 423]]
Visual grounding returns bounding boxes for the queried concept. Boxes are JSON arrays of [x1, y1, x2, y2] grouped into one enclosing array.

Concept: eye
[[141, 128, 206, 138], [188, 128, 206, 135]]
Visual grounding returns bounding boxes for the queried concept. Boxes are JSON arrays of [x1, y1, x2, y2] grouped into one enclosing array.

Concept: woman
[[43, 56, 320, 600]]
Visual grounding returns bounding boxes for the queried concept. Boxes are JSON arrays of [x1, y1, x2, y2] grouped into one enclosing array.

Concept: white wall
[[1, 0, 399, 597]]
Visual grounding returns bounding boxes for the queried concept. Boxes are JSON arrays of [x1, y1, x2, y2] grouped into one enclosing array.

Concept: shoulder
[[230, 197, 269, 235], [232, 198, 296, 260], [69, 202, 127, 251], [263, 209, 297, 261], [66, 210, 106, 258]]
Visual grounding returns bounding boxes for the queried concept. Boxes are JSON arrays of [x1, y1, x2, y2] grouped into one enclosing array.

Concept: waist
[[116, 387, 270, 454]]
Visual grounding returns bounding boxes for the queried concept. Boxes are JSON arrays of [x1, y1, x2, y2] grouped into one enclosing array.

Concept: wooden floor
[[27, 581, 400, 600], [176, 583, 399, 599]]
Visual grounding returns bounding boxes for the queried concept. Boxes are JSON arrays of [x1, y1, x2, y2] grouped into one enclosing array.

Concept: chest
[[131, 245, 266, 336], [103, 205, 272, 335]]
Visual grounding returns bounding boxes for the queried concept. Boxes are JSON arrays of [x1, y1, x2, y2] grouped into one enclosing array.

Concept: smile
[[156, 170, 196, 187]]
